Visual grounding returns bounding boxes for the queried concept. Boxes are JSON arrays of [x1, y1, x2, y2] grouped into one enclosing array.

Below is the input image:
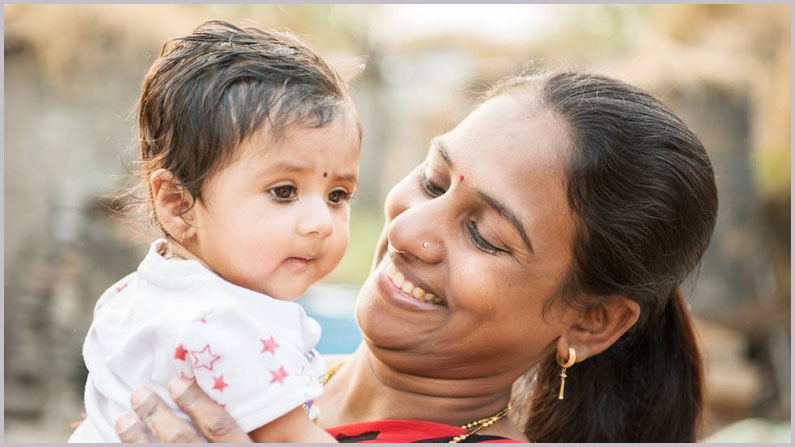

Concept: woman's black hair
[[492, 71, 717, 442]]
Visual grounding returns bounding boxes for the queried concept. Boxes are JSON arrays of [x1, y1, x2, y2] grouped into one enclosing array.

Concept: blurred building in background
[[4, 4, 790, 442]]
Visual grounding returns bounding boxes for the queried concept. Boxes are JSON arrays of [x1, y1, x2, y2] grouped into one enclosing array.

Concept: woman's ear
[[558, 295, 640, 363], [150, 169, 197, 243]]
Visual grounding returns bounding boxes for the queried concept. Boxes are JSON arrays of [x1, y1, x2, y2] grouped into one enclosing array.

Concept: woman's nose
[[296, 196, 334, 238], [386, 195, 445, 264]]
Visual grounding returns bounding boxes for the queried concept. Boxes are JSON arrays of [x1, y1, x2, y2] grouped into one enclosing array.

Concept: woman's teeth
[[386, 261, 443, 305]]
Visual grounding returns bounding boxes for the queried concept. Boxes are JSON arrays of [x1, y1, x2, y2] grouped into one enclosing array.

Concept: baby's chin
[[249, 259, 339, 300], [214, 262, 317, 300], [257, 284, 308, 301], [256, 274, 320, 300]]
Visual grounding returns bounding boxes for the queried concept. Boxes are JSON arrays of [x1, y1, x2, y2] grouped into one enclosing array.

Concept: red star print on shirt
[[269, 366, 289, 385], [174, 344, 188, 361], [212, 375, 229, 393], [260, 336, 279, 355], [190, 344, 221, 371]]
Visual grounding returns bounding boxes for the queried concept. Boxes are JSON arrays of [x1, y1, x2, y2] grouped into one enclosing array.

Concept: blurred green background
[[4, 4, 790, 442]]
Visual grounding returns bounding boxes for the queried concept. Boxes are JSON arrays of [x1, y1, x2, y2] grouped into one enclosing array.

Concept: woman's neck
[[316, 345, 527, 441]]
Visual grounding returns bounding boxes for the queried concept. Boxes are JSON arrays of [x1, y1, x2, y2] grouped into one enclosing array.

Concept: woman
[[114, 70, 717, 443]]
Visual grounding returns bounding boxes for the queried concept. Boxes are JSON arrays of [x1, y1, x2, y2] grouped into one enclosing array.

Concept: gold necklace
[[319, 360, 346, 385], [450, 403, 511, 443], [302, 361, 349, 414], [320, 361, 511, 443]]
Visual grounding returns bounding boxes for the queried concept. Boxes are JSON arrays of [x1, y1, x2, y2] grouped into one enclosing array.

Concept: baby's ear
[[150, 169, 197, 242]]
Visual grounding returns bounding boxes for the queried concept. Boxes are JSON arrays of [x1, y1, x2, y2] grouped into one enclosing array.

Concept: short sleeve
[[172, 303, 323, 432]]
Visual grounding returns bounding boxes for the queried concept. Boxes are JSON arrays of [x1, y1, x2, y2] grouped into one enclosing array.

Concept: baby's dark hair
[[131, 20, 354, 230]]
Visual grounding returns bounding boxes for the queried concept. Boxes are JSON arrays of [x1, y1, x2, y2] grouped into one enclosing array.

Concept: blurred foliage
[[649, 4, 791, 197], [530, 5, 652, 57], [3, 4, 790, 442], [5, 4, 788, 197], [3, 4, 376, 84]]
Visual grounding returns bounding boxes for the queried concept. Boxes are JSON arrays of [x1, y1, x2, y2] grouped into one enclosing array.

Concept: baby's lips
[[287, 254, 318, 262]]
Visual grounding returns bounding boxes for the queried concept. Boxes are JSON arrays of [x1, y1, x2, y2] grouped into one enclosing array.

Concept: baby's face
[[188, 109, 360, 299]]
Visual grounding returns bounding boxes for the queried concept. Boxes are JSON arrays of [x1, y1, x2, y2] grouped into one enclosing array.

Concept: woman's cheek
[[455, 255, 508, 314]]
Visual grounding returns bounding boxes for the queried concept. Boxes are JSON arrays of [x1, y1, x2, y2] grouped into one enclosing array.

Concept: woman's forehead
[[443, 94, 571, 184], [436, 94, 576, 256]]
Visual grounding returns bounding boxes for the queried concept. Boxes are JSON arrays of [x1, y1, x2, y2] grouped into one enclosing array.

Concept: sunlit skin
[[311, 94, 582, 440], [151, 104, 361, 300], [125, 93, 640, 443]]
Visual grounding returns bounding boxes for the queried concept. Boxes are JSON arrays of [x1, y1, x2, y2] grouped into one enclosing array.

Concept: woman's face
[[356, 93, 581, 381]]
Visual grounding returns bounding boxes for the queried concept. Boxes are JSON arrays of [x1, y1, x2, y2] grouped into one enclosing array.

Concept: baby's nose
[[296, 197, 334, 238]]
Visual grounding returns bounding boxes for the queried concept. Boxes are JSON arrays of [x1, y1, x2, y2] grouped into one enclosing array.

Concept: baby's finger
[[131, 387, 204, 443], [168, 377, 251, 443], [115, 412, 152, 443]]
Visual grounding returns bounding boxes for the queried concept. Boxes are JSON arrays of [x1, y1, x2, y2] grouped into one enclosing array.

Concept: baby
[[68, 21, 360, 443]]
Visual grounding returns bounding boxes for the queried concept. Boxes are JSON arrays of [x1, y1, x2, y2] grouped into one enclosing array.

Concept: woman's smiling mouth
[[384, 259, 444, 306]]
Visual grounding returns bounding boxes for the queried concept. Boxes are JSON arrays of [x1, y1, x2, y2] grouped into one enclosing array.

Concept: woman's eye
[[328, 188, 351, 204], [467, 220, 504, 255], [269, 185, 297, 201], [420, 171, 447, 197]]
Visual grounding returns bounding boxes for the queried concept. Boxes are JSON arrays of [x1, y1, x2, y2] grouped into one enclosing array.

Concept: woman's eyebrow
[[431, 137, 453, 167], [431, 136, 534, 255], [476, 189, 535, 256]]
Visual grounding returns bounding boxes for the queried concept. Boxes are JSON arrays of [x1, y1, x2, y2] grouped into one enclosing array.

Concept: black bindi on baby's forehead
[[323, 171, 328, 177]]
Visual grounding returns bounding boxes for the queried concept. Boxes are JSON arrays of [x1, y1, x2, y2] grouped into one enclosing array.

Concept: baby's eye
[[269, 185, 297, 201], [328, 188, 351, 204]]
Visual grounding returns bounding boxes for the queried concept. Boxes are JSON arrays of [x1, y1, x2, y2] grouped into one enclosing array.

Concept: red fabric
[[326, 419, 523, 443]]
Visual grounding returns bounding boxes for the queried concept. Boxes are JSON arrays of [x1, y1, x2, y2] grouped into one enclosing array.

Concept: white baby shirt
[[69, 239, 325, 442]]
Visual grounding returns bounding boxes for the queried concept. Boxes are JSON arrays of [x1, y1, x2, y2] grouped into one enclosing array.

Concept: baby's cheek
[[335, 231, 350, 264], [322, 232, 348, 275]]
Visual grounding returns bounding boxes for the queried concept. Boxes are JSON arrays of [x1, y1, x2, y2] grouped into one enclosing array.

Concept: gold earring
[[556, 346, 576, 400]]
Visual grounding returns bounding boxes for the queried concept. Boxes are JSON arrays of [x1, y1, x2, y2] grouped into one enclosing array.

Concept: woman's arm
[[116, 377, 251, 443]]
